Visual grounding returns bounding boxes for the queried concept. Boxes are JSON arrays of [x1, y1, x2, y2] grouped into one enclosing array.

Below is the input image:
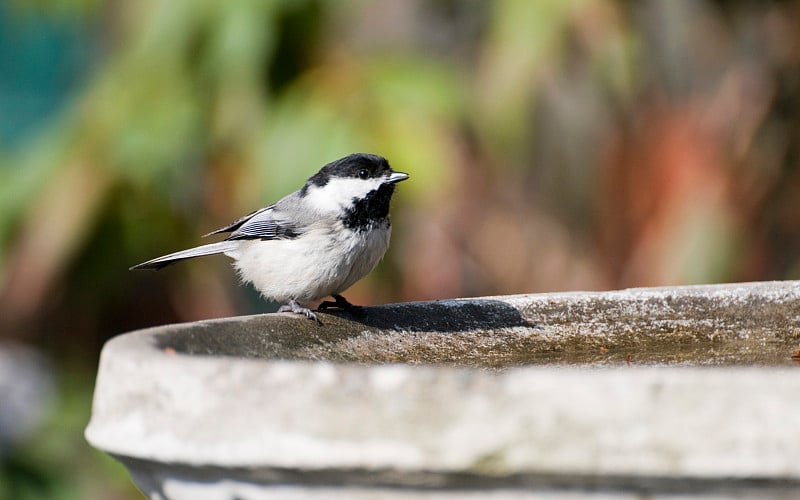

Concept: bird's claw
[[318, 294, 364, 314], [280, 299, 323, 324]]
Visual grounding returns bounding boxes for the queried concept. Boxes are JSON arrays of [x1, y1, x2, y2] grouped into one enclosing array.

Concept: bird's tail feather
[[130, 241, 238, 271]]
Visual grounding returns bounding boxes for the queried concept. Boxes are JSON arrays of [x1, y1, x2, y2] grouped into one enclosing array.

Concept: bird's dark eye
[[358, 169, 369, 179]]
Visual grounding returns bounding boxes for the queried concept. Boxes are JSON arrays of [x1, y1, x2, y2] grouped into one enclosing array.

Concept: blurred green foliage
[[1, 0, 799, 497]]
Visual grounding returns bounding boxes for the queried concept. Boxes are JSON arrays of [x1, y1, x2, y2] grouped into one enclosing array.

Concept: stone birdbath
[[85, 281, 800, 499]]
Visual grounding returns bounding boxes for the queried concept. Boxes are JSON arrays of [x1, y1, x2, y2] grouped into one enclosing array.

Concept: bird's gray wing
[[203, 206, 274, 237], [204, 205, 302, 241]]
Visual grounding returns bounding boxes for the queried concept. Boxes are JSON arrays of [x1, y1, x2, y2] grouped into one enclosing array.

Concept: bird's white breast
[[227, 222, 391, 304]]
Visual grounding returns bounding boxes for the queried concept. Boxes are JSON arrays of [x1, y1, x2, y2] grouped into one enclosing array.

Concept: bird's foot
[[279, 299, 322, 324], [317, 294, 364, 314], [318, 294, 363, 311]]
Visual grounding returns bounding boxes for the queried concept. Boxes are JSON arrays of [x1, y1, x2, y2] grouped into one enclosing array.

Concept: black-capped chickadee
[[131, 153, 409, 323]]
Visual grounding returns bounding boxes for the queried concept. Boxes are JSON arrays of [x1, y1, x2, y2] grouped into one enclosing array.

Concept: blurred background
[[1, 0, 799, 498]]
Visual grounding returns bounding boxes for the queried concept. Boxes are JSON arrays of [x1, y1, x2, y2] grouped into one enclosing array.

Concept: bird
[[130, 153, 409, 323]]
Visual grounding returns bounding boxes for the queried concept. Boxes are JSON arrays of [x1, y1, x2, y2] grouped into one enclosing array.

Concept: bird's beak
[[387, 171, 410, 184]]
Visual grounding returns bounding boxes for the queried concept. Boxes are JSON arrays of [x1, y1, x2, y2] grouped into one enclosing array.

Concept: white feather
[[232, 221, 391, 303], [303, 176, 385, 214]]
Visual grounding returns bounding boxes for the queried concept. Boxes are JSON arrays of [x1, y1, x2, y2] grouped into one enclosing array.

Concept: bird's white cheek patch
[[305, 177, 385, 213]]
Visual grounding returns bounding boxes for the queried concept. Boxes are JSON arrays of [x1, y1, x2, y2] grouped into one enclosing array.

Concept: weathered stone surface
[[85, 281, 800, 499]]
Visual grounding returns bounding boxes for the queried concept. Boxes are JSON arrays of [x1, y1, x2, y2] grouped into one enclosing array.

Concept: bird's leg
[[279, 299, 322, 324], [317, 294, 363, 313]]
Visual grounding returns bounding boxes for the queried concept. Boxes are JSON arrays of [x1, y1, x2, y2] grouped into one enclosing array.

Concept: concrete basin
[[85, 281, 800, 499]]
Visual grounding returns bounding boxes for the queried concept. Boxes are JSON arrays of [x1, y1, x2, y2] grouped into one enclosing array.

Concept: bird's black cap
[[306, 153, 393, 189]]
